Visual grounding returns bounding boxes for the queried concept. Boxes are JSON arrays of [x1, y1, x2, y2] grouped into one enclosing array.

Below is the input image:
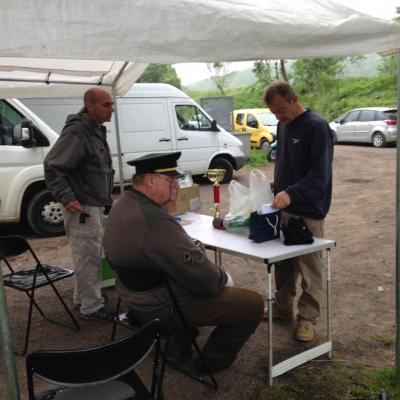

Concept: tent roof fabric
[[0, 0, 399, 97], [2, 0, 400, 62]]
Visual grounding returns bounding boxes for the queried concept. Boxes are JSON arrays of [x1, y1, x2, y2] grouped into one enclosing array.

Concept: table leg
[[214, 250, 222, 266], [326, 249, 332, 358], [268, 263, 273, 386]]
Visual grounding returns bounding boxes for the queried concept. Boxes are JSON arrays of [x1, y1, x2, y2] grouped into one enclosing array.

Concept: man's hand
[[270, 182, 275, 193], [65, 200, 84, 213], [272, 191, 291, 209]]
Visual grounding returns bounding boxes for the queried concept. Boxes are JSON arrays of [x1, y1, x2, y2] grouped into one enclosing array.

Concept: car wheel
[[332, 131, 338, 144], [209, 157, 234, 184], [260, 140, 270, 151], [372, 132, 386, 148], [267, 148, 277, 162], [26, 189, 65, 236]]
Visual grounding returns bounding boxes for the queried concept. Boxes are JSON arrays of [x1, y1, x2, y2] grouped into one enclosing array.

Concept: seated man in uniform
[[103, 152, 264, 376]]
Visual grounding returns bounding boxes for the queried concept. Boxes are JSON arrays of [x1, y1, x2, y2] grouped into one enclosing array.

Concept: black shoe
[[167, 355, 206, 379], [117, 311, 142, 329], [126, 311, 142, 328], [166, 343, 193, 364], [74, 294, 109, 310], [80, 307, 114, 322]]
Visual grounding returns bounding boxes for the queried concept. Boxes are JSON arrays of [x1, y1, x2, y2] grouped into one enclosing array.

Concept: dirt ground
[[0, 144, 397, 399]]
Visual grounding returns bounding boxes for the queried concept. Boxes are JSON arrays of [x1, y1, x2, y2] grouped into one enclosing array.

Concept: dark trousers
[[176, 287, 264, 372]]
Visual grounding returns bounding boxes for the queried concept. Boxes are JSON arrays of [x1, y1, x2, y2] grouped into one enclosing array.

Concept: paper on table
[[177, 212, 211, 223], [260, 203, 279, 214]]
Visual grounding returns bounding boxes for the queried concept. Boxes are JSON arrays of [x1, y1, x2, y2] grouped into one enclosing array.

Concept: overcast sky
[[173, 0, 399, 85]]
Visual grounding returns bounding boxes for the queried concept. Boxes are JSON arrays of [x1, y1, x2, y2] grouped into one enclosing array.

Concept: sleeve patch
[[183, 253, 193, 265]]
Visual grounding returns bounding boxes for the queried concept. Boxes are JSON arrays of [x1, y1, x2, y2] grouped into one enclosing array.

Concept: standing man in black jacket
[[263, 81, 333, 342], [44, 88, 114, 322]]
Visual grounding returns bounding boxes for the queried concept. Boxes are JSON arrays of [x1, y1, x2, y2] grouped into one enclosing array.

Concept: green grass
[[257, 363, 400, 400], [185, 75, 397, 124], [371, 335, 395, 347], [247, 148, 269, 168]]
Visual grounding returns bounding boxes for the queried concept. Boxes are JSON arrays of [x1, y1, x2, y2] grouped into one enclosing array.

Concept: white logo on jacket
[[292, 138, 300, 144]]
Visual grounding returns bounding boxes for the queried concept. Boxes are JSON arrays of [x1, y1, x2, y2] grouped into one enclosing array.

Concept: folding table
[[179, 212, 335, 385]]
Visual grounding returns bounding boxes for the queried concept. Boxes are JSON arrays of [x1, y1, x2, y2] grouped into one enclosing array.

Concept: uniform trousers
[[120, 286, 264, 373], [179, 287, 264, 372], [63, 205, 105, 315], [274, 211, 324, 324]]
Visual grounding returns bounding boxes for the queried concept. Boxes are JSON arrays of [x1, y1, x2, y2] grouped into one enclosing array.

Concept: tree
[[138, 64, 181, 88], [378, 54, 397, 79], [252, 60, 272, 86], [291, 58, 344, 95], [206, 62, 233, 95], [253, 59, 288, 87]]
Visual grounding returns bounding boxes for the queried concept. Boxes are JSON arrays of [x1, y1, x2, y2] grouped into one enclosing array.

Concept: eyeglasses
[[154, 174, 177, 185]]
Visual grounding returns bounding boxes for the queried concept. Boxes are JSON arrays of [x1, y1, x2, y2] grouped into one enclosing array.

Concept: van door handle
[[159, 138, 171, 142], [177, 137, 189, 141]]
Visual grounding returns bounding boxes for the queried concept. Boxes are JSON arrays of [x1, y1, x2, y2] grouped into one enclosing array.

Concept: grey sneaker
[[74, 294, 108, 310], [80, 307, 114, 322]]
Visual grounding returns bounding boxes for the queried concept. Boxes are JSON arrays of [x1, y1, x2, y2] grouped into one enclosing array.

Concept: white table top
[[179, 213, 335, 264]]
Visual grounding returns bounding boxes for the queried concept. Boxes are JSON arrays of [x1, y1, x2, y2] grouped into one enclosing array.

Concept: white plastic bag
[[249, 169, 273, 212], [223, 180, 251, 235], [225, 180, 251, 219]]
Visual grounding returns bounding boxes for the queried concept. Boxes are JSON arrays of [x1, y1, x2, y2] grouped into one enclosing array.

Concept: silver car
[[329, 107, 397, 148]]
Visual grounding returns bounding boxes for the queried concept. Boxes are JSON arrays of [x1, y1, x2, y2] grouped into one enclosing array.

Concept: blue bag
[[249, 210, 281, 243]]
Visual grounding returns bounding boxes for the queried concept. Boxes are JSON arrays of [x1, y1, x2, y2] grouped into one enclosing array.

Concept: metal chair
[[26, 319, 164, 400], [109, 264, 218, 390], [0, 235, 79, 355]]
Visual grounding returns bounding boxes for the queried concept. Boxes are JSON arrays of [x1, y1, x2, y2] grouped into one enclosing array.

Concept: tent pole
[[112, 62, 130, 195], [0, 270, 20, 399], [112, 86, 125, 194], [396, 48, 400, 382], [0, 77, 113, 86]]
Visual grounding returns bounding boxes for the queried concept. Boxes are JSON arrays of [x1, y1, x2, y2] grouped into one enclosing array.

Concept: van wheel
[[260, 140, 270, 151], [210, 158, 234, 184], [26, 190, 65, 236], [372, 132, 386, 148]]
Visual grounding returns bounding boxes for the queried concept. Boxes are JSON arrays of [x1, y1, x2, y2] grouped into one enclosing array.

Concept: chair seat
[[36, 380, 136, 400], [3, 264, 73, 291]]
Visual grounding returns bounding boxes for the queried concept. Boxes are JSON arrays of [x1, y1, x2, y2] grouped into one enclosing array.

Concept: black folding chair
[[0, 235, 79, 355], [26, 319, 164, 400], [109, 264, 218, 390]]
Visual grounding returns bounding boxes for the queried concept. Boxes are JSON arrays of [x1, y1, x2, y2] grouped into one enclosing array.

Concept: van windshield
[[257, 112, 278, 126]]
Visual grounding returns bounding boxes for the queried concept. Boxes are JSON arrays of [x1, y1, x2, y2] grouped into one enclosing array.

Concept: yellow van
[[233, 108, 277, 150]]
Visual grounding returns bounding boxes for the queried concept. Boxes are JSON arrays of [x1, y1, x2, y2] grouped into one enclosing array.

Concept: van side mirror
[[19, 119, 37, 148], [211, 120, 219, 132], [17, 119, 49, 148]]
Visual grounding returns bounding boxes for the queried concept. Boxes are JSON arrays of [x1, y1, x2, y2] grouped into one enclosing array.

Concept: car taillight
[[384, 119, 397, 125]]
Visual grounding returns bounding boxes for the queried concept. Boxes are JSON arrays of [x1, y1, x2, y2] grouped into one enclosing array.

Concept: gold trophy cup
[[206, 168, 225, 217]]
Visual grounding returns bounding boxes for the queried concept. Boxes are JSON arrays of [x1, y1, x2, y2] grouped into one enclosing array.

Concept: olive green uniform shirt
[[103, 189, 228, 319]]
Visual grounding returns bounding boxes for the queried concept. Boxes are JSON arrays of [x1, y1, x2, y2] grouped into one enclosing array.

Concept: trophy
[[206, 169, 225, 218]]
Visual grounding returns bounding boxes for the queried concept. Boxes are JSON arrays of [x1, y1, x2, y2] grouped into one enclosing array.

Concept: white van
[[1, 84, 246, 236]]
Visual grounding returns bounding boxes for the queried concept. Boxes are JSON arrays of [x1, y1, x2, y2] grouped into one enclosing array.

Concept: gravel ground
[[0, 144, 397, 399]]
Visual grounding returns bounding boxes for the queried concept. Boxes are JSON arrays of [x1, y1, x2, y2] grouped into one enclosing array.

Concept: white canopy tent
[[0, 0, 399, 99], [1, 1, 400, 399], [1, 0, 399, 66]]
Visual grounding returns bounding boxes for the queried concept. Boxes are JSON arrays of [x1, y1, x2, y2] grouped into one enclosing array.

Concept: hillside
[[185, 54, 384, 90]]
